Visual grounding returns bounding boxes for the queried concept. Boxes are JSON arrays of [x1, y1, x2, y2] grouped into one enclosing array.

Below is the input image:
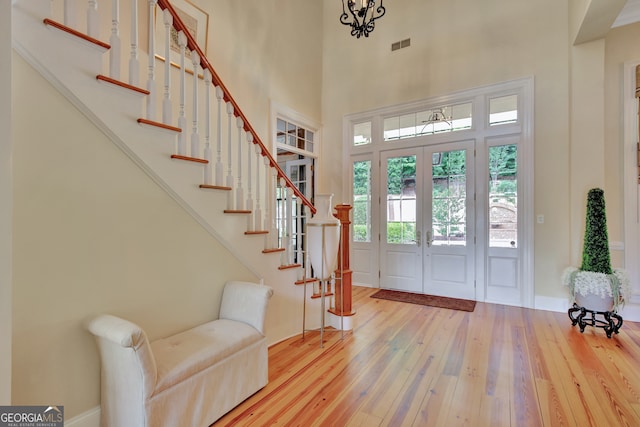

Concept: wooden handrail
[[157, 0, 316, 214]]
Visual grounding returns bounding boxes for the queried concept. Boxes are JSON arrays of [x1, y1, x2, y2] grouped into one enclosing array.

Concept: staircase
[[11, 0, 345, 337]]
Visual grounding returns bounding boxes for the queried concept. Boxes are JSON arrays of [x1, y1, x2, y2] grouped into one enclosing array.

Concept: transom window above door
[[383, 102, 473, 141], [276, 118, 315, 154]]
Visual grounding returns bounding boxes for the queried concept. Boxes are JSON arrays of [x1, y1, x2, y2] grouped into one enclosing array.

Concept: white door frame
[[623, 61, 640, 304], [344, 77, 534, 307]]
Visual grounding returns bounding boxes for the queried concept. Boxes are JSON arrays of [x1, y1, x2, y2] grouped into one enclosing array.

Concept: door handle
[[426, 230, 433, 247], [411, 230, 421, 247]]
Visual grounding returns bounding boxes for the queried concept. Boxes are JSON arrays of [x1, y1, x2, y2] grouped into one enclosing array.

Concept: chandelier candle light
[[306, 194, 341, 347], [340, 0, 386, 38]]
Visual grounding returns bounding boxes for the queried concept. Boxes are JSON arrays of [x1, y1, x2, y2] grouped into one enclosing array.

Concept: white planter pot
[[575, 293, 614, 312]]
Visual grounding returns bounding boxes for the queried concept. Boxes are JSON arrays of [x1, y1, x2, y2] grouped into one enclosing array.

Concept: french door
[[380, 141, 476, 300]]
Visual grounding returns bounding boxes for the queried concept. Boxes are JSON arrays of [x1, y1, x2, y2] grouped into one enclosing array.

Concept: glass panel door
[[423, 142, 476, 300], [380, 149, 423, 292], [380, 142, 476, 299]]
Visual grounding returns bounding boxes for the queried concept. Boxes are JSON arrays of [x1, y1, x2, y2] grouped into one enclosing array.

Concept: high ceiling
[[614, 0, 640, 28]]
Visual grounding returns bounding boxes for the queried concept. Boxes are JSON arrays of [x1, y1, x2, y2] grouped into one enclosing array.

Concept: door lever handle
[[426, 230, 433, 247]]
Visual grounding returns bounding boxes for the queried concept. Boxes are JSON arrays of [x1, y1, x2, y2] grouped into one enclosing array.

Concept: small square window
[[489, 95, 518, 126]]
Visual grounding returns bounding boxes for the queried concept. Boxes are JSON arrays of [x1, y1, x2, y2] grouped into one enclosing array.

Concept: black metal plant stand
[[568, 304, 623, 338]]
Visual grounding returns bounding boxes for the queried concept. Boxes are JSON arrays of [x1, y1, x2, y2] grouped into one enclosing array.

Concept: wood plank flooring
[[213, 286, 640, 426]]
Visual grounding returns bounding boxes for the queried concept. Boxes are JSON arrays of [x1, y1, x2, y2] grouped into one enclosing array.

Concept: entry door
[[380, 142, 476, 300]]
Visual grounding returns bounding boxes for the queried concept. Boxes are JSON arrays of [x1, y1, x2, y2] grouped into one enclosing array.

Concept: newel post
[[331, 204, 356, 317]]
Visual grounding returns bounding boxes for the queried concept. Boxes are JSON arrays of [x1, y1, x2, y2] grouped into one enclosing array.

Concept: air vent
[[391, 38, 411, 51]]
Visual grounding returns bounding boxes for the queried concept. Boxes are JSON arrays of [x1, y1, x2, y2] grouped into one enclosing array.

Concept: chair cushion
[[150, 319, 263, 394]]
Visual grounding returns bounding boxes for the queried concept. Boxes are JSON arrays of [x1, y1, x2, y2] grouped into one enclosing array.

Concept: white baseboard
[[66, 406, 99, 427], [535, 295, 640, 322]]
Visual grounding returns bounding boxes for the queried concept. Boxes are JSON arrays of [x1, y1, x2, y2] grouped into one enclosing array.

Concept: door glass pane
[[386, 156, 417, 244], [353, 160, 372, 242], [432, 150, 466, 246], [489, 144, 518, 247]]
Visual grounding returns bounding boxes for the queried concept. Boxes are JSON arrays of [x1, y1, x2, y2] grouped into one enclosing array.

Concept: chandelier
[[340, 0, 386, 38]]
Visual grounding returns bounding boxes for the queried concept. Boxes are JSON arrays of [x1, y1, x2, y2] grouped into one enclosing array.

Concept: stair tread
[[137, 118, 182, 133], [43, 18, 110, 50], [245, 230, 269, 235], [96, 75, 150, 95], [311, 292, 335, 299], [262, 248, 285, 254], [170, 154, 208, 164], [295, 278, 319, 285], [278, 263, 302, 270], [199, 184, 232, 191], [224, 209, 252, 214]]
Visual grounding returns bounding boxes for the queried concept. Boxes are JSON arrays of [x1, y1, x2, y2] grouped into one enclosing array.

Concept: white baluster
[[235, 117, 245, 210], [146, 0, 158, 121], [265, 167, 278, 248], [276, 178, 287, 265], [296, 197, 303, 277], [215, 86, 224, 186], [304, 206, 311, 277], [264, 158, 273, 250], [64, 0, 76, 30], [129, 0, 139, 86], [246, 132, 254, 231], [254, 145, 263, 231], [109, 0, 121, 80], [203, 69, 212, 185], [286, 186, 294, 265], [162, 9, 173, 124], [87, 0, 98, 39], [177, 31, 187, 155], [226, 102, 235, 210], [190, 51, 201, 158]]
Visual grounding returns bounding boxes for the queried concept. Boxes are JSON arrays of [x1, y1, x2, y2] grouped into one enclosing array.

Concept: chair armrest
[[219, 281, 274, 335], [87, 314, 157, 399], [88, 314, 148, 349]]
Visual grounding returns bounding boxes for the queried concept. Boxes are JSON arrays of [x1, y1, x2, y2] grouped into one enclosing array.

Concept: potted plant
[[562, 188, 630, 313]]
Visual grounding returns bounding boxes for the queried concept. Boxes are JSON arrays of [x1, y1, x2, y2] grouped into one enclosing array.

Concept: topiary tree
[[580, 188, 612, 274]]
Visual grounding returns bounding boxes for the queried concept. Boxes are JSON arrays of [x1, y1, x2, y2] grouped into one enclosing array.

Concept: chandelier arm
[[340, 0, 385, 38]]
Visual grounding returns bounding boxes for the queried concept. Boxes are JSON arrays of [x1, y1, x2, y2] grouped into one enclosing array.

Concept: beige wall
[[1, 0, 12, 405], [199, 0, 324, 140], [11, 53, 256, 416]]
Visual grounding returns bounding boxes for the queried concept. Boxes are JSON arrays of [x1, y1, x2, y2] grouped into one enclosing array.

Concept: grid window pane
[[489, 144, 518, 247], [353, 122, 372, 146], [385, 102, 472, 141], [353, 160, 372, 242], [386, 156, 417, 244], [432, 150, 466, 246]]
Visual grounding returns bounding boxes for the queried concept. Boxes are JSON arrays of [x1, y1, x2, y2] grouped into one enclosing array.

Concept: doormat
[[370, 289, 476, 312]]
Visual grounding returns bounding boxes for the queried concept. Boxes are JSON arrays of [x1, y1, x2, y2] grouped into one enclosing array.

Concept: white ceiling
[[613, 0, 640, 28]]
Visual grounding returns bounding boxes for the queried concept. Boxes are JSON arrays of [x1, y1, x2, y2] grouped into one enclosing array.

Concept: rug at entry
[[370, 289, 476, 312]]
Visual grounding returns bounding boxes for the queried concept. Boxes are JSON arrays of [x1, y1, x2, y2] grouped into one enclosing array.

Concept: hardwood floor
[[213, 286, 640, 426]]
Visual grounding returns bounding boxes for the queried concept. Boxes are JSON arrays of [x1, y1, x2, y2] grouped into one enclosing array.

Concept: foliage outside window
[[353, 160, 372, 242], [489, 144, 518, 248], [432, 150, 466, 246], [386, 156, 417, 244]]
